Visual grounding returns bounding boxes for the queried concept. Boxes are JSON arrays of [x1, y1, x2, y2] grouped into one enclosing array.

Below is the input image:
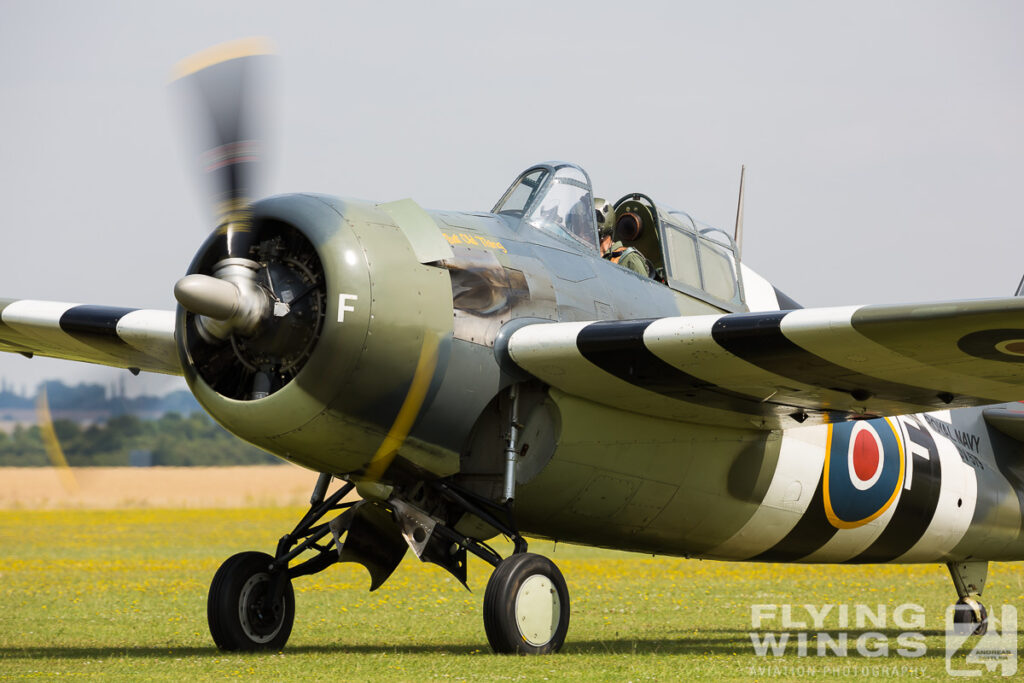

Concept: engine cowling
[[177, 193, 455, 476]]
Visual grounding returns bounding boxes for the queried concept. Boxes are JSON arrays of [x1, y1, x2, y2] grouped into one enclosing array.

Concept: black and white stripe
[[0, 299, 180, 375], [506, 296, 1024, 430]]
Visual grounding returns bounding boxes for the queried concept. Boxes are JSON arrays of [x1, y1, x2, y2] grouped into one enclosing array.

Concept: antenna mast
[[733, 164, 746, 259]]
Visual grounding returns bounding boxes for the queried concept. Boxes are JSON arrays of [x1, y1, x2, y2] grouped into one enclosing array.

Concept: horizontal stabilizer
[[0, 299, 181, 376], [507, 296, 1024, 430], [983, 406, 1024, 443]]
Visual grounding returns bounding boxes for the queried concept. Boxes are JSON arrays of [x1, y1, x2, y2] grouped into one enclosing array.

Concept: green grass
[[1, 508, 1022, 681]]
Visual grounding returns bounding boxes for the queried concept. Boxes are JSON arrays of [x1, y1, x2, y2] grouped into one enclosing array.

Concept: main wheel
[[483, 553, 570, 654], [208, 551, 295, 651], [952, 597, 988, 636]]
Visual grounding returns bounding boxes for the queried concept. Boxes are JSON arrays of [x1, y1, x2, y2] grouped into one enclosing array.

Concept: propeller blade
[[36, 387, 79, 494], [174, 37, 273, 259], [362, 334, 442, 482]]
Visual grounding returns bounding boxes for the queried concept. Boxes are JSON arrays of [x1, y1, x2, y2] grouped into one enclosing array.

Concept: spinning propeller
[[172, 38, 273, 339], [171, 39, 326, 401]]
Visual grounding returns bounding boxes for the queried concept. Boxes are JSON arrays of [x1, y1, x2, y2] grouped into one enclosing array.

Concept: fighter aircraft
[[3, 40, 1024, 654]]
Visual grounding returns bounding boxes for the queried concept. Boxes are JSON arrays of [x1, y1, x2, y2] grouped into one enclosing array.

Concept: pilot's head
[[594, 198, 615, 237]]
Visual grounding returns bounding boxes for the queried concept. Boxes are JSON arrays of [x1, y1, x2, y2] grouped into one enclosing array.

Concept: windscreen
[[524, 166, 598, 251]]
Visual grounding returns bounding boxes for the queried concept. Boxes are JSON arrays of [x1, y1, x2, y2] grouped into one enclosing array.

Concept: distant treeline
[[0, 380, 201, 413], [0, 412, 282, 467]]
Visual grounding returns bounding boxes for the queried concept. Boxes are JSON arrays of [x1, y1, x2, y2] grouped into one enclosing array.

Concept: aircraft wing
[[506, 297, 1024, 430], [0, 299, 181, 376]]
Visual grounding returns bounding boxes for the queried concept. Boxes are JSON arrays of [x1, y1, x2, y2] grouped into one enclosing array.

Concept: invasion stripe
[[57, 305, 146, 365], [576, 319, 796, 420], [849, 417, 942, 563], [0, 300, 127, 367], [751, 473, 838, 562], [0, 299, 180, 375], [59, 305, 139, 338], [0, 299, 22, 337], [711, 311, 961, 408]]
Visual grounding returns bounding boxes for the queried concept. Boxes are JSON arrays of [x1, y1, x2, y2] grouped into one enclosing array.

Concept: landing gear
[[483, 553, 570, 654], [208, 474, 358, 652], [947, 560, 988, 636], [953, 597, 988, 636], [208, 551, 295, 650], [205, 465, 571, 654]]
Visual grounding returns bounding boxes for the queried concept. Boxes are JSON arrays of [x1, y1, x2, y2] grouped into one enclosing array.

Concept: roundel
[[824, 418, 905, 529], [957, 328, 1024, 363]]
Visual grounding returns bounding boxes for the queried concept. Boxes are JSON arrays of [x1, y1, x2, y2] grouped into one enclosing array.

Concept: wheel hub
[[514, 574, 560, 646], [238, 572, 284, 643]]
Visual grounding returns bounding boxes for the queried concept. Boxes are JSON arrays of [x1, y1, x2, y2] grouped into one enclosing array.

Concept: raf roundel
[[849, 424, 883, 490], [824, 418, 905, 529], [957, 328, 1024, 363]]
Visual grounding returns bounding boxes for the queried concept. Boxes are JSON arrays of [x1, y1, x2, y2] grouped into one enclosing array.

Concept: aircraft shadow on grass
[[3, 629, 955, 659]]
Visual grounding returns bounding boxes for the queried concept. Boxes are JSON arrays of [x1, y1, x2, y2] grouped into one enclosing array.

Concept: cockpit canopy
[[614, 193, 745, 309], [492, 162, 599, 251], [493, 163, 745, 311]]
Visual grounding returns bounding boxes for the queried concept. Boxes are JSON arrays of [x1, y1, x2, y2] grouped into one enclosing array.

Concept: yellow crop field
[[1, 505, 1023, 680], [0, 466, 318, 509]]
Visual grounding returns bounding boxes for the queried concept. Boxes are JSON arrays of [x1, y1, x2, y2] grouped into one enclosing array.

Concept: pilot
[[564, 195, 594, 244], [595, 198, 650, 276]]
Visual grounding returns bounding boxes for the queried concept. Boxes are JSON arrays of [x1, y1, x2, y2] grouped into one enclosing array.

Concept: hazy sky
[[1, 1, 1022, 394]]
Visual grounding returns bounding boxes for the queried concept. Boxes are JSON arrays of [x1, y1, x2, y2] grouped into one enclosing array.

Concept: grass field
[[1, 508, 1022, 681]]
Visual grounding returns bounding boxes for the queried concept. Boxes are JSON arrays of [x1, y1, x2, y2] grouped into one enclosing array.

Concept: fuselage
[[516, 398, 1024, 564], [179, 191, 1024, 567], [443, 209, 1024, 565]]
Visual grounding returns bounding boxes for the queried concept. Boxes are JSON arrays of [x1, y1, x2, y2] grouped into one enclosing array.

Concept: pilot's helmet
[[594, 198, 615, 237]]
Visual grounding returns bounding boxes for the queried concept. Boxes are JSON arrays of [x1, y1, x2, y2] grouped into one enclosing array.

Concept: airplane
[[3, 39, 1024, 654]]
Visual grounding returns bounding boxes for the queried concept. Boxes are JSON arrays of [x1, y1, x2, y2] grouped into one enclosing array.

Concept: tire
[[952, 597, 988, 636], [483, 553, 570, 654], [208, 551, 295, 651]]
